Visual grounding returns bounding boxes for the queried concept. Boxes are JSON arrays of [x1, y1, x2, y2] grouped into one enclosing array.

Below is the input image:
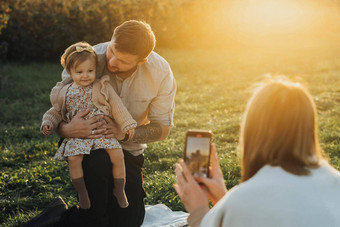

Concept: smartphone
[[184, 129, 213, 177]]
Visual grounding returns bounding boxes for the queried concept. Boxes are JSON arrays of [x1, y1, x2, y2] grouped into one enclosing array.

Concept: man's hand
[[57, 109, 106, 139], [103, 116, 125, 140]]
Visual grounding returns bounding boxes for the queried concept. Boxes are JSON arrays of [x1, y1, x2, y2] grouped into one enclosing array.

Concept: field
[[1, 45, 340, 226]]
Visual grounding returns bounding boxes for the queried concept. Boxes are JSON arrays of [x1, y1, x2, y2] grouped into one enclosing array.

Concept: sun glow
[[215, 0, 333, 49], [226, 0, 316, 35], [243, 1, 308, 31]]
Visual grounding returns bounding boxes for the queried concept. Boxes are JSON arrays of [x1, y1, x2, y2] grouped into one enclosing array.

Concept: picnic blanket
[[141, 204, 189, 227]]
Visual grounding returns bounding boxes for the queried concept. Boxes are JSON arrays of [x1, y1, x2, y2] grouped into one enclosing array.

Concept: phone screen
[[185, 135, 211, 177]]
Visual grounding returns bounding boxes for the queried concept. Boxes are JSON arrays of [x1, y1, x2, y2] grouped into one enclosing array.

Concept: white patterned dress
[[54, 84, 121, 161]]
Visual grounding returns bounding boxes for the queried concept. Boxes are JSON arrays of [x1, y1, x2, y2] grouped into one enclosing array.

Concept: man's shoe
[[24, 196, 68, 227]]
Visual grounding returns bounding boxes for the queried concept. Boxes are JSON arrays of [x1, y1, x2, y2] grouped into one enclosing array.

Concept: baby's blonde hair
[[61, 41, 97, 74]]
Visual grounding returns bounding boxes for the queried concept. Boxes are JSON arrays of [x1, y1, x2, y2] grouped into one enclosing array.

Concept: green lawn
[[1, 45, 340, 226]]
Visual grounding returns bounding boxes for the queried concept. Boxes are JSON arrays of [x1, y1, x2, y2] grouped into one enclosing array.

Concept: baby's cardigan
[[41, 75, 137, 133]]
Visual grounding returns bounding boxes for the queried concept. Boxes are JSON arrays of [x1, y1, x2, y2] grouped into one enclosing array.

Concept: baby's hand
[[42, 125, 53, 135], [127, 129, 135, 140]]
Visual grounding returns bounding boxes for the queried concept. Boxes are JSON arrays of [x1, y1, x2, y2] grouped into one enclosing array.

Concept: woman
[[174, 78, 340, 227]]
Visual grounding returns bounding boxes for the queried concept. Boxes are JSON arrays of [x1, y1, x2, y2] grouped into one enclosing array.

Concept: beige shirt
[[61, 42, 176, 155]]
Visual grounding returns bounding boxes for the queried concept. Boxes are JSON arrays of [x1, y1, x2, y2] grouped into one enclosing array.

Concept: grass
[[1, 43, 340, 226]]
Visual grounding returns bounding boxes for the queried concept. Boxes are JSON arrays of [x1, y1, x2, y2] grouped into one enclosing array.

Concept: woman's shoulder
[[220, 166, 292, 203], [203, 162, 340, 227], [227, 161, 340, 202], [311, 160, 340, 186]]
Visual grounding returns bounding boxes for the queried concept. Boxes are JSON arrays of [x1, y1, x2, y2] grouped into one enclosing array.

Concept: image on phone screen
[[185, 136, 210, 177]]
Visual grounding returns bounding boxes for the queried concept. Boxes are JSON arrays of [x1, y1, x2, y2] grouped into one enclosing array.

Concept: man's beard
[[108, 65, 138, 75]]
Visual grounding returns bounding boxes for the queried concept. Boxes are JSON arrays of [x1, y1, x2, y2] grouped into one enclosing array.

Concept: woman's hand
[[57, 109, 106, 139], [195, 144, 227, 205], [173, 159, 209, 213]]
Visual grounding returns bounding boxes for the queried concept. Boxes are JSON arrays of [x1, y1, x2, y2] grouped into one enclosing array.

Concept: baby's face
[[70, 58, 96, 87]]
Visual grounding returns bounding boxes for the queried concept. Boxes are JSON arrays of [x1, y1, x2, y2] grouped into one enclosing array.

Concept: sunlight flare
[[225, 0, 317, 35]]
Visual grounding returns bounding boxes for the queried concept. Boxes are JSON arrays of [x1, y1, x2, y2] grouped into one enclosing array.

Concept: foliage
[[1, 44, 340, 225], [0, 3, 10, 60], [0, 0, 199, 61], [0, 4, 10, 35], [2, 0, 339, 61]]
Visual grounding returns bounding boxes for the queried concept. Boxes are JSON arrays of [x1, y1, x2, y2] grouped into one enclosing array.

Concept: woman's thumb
[[196, 176, 213, 187]]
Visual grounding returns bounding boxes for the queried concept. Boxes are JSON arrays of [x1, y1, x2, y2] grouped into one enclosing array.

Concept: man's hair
[[112, 20, 156, 60], [239, 77, 323, 182], [61, 41, 97, 74]]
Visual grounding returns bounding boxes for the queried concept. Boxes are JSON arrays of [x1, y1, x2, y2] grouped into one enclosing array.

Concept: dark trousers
[[56, 149, 146, 227]]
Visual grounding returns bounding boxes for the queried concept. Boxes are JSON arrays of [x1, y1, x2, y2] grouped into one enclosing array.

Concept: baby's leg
[[68, 154, 90, 209], [106, 148, 129, 208]]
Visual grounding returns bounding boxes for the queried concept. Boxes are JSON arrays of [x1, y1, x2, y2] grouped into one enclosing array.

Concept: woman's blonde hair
[[239, 77, 322, 182]]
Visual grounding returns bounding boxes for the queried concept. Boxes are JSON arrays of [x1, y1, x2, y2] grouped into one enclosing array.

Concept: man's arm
[[141, 61, 176, 143], [103, 116, 171, 143], [131, 122, 171, 144]]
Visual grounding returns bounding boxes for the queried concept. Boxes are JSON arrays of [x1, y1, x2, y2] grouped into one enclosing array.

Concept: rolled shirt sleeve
[[148, 66, 176, 126]]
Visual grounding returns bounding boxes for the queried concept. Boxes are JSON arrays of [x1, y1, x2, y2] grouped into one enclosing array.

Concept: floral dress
[[54, 84, 121, 161]]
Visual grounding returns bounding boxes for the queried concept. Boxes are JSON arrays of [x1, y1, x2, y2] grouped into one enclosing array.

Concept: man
[[26, 20, 176, 227]]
